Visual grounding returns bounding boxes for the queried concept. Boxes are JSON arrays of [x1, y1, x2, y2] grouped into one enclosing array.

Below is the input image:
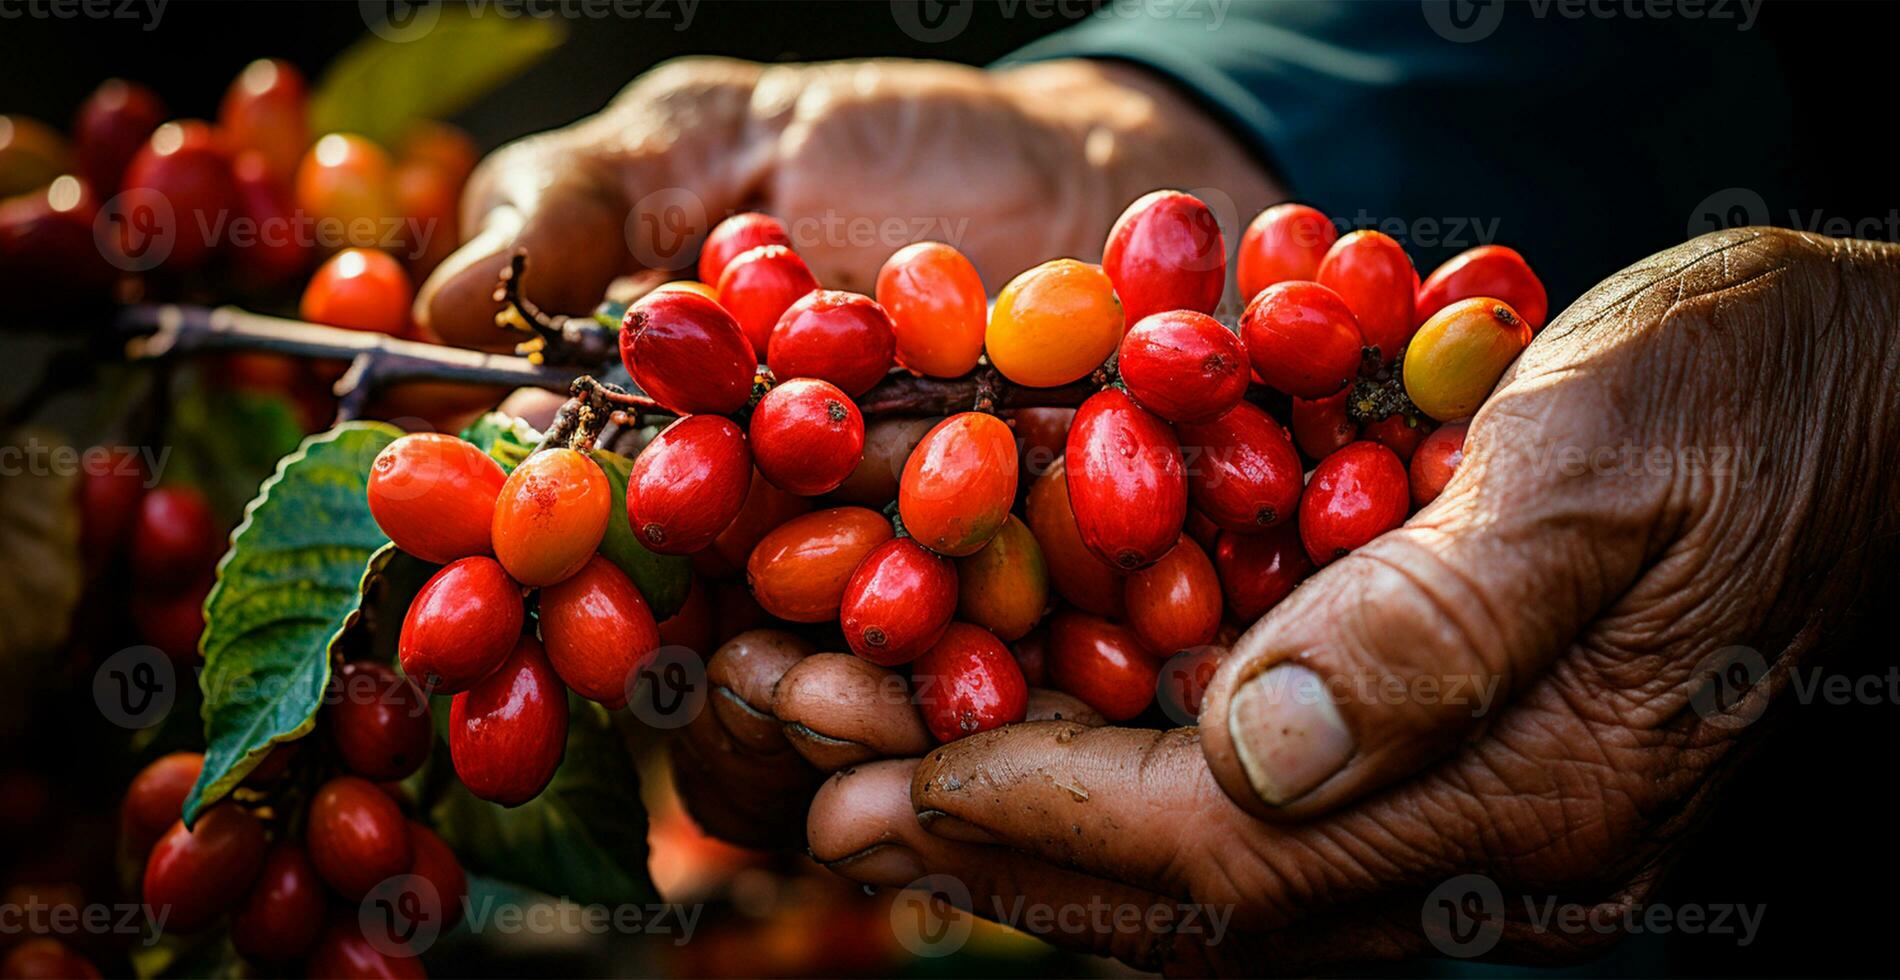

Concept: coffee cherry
[[301, 248, 411, 336], [294, 133, 394, 251], [406, 821, 468, 928], [1288, 387, 1358, 460], [629, 415, 752, 554], [699, 212, 791, 286], [1185, 507, 1221, 553], [1156, 643, 1227, 722], [1214, 524, 1311, 622], [0, 176, 116, 310], [121, 751, 203, 860], [218, 59, 308, 189], [840, 537, 957, 666], [619, 289, 758, 416], [131, 573, 211, 665], [141, 804, 267, 931], [1012, 630, 1048, 688], [651, 279, 720, 302], [912, 623, 1029, 743], [1240, 280, 1363, 399], [1046, 612, 1159, 723], [539, 556, 660, 704], [876, 241, 986, 378], [367, 433, 508, 564], [1362, 412, 1430, 464], [1417, 244, 1548, 329], [307, 775, 412, 899], [1174, 400, 1303, 533], [1123, 535, 1222, 655], [1101, 189, 1226, 324], [1236, 203, 1337, 302], [717, 244, 819, 353], [749, 378, 865, 496], [1299, 442, 1409, 566], [1317, 230, 1416, 363], [397, 119, 478, 190], [492, 448, 612, 587], [0, 939, 99, 980], [1066, 389, 1187, 570], [986, 259, 1123, 387], [657, 575, 716, 656], [230, 151, 311, 291], [327, 661, 433, 780], [120, 120, 234, 271], [1403, 298, 1532, 421], [1010, 407, 1074, 482], [129, 485, 219, 584], [399, 557, 523, 694], [746, 507, 893, 622], [306, 916, 426, 980], [829, 415, 937, 507], [1410, 420, 1468, 507], [229, 841, 324, 963], [705, 469, 812, 574], [899, 412, 1018, 557], [954, 515, 1049, 642], [767, 290, 896, 398], [450, 635, 568, 806], [1024, 458, 1124, 619], [1117, 311, 1249, 423], [73, 79, 166, 195]]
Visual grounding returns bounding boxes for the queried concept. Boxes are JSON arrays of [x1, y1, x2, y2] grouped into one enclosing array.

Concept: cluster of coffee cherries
[[120, 658, 465, 976]]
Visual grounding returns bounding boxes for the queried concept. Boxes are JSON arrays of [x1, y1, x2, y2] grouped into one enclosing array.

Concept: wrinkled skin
[[417, 57, 1276, 349]]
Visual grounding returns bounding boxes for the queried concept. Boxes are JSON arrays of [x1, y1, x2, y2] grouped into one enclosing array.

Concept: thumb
[[1199, 381, 1663, 820]]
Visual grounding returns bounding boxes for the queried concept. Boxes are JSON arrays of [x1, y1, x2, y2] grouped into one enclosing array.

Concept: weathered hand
[[416, 56, 1276, 350], [805, 228, 1900, 973]]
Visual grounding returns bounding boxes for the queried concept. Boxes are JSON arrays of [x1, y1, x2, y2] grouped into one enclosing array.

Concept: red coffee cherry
[[119, 120, 234, 271], [1416, 244, 1548, 329], [1011, 629, 1048, 688], [307, 775, 412, 899], [1317, 229, 1416, 363], [1023, 458, 1124, 619], [1213, 524, 1312, 622], [1289, 387, 1359, 460], [767, 290, 897, 399], [367, 433, 507, 565], [1174, 400, 1303, 534], [840, 536, 958, 666], [619, 289, 758, 416], [1298, 441, 1410, 566], [876, 240, 987, 378], [749, 378, 865, 496], [399, 557, 524, 694], [73, 78, 166, 195], [717, 244, 819, 353], [1065, 389, 1187, 571], [1046, 612, 1160, 723], [0, 939, 100, 980], [129, 485, 220, 583], [1362, 412, 1430, 465], [306, 916, 426, 980], [1101, 189, 1226, 324], [406, 821, 468, 929], [327, 661, 433, 781], [912, 622, 1029, 743], [450, 635, 569, 806], [1123, 535, 1222, 656], [491, 448, 612, 587], [141, 804, 268, 932], [746, 507, 894, 623], [120, 751, 203, 861], [699, 211, 791, 286], [628, 415, 753, 554], [1236, 202, 1338, 302], [899, 413, 1019, 557], [301, 248, 412, 337], [230, 841, 325, 963], [538, 556, 660, 704], [1410, 420, 1469, 507], [706, 468, 812, 574], [1240, 280, 1364, 399], [1117, 311, 1249, 423], [218, 58, 308, 188], [77, 445, 147, 573]]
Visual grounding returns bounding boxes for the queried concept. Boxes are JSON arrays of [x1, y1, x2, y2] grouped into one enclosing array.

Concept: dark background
[[6, 2, 1899, 978]]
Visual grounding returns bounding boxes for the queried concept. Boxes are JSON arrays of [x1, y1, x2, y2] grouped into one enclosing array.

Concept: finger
[[773, 654, 933, 770], [414, 136, 634, 351], [807, 759, 1212, 972], [704, 629, 813, 754], [1198, 366, 1667, 820]]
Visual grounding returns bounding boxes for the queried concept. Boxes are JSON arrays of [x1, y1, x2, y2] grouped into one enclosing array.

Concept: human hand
[[415, 56, 1276, 350], [803, 228, 1900, 972]]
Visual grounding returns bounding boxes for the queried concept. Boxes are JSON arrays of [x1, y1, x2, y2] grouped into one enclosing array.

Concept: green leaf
[[587, 449, 690, 620], [163, 382, 307, 522], [310, 8, 566, 146], [182, 423, 401, 825], [459, 411, 540, 473], [430, 701, 654, 907]]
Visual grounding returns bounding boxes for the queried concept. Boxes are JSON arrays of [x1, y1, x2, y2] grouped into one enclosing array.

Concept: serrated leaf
[[588, 449, 690, 620], [182, 424, 401, 824], [431, 702, 654, 907], [311, 9, 565, 146], [459, 411, 541, 472]]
